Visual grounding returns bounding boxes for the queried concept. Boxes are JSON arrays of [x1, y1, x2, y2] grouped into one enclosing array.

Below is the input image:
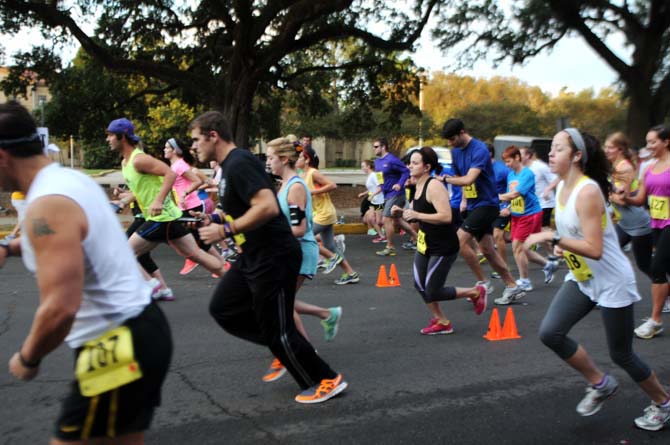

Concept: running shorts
[[53, 302, 172, 441], [461, 206, 499, 241]]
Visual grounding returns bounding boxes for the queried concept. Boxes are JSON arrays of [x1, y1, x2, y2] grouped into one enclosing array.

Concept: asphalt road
[[1, 235, 669, 444]]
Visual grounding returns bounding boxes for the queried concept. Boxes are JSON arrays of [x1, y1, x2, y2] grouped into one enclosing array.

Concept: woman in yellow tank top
[[298, 146, 359, 285]]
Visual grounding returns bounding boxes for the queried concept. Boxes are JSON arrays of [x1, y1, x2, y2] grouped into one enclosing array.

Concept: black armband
[[19, 350, 40, 368], [288, 204, 306, 226]]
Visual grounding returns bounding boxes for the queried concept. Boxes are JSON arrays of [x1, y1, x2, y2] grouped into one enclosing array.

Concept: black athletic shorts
[[542, 207, 554, 228], [451, 207, 463, 229], [461, 206, 499, 241], [135, 219, 190, 243], [492, 214, 510, 230], [53, 301, 173, 441]]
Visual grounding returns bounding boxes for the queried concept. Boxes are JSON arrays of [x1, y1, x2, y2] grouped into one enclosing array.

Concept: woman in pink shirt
[[622, 125, 670, 340], [164, 137, 215, 275]]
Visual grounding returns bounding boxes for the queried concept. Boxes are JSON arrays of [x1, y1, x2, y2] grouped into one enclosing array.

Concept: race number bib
[[225, 215, 246, 246], [416, 230, 427, 255], [510, 197, 525, 214], [563, 250, 593, 282], [75, 326, 142, 397], [649, 195, 670, 220], [375, 172, 384, 184], [464, 184, 478, 199]]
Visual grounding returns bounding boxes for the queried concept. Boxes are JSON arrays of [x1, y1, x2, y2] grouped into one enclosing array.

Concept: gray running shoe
[[154, 287, 175, 301], [323, 253, 343, 274], [662, 300, 670, 314], [634, 403, 670, 431], [576, 375, 618, 416], [543, 260, 559, 284], [401, 240, 417, 250], [335, 234, 346, 254], [494, 286, 526, 305], [334, 272, 360, 285], [515, 279, 534, 292], [321, 307, 343, 341], [634, 318, 663, 339]]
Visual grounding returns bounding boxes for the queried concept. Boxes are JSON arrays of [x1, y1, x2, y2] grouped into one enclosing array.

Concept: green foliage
[[82, 143, 120, 169], [1, 0, 440, 147], [420, 72, 626, 144], [430, 0, 670, 141], [456, 101, 544, 143]]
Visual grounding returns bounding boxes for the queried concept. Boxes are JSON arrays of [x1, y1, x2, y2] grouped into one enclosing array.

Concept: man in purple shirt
[[373, 137, 411, 256]]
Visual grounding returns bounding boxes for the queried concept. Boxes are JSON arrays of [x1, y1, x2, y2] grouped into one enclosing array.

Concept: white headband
[[167, 138, 183, 155], [563, 128, 587, 167]]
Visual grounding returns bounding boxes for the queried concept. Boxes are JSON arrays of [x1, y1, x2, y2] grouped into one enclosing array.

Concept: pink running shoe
[[371, 236, 387, 244], [473, 285, 487, 315], [420, 320, 454, 335], [179, 258, 199, 275]]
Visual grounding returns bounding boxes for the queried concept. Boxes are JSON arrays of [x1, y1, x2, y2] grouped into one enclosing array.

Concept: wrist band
[[223, 222, 233, 238], [18, 351, 40, 368], [210, 213, 222, 224]]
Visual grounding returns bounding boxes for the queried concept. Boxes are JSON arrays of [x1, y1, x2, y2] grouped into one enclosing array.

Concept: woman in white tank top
[[524, 128, 670, 431]]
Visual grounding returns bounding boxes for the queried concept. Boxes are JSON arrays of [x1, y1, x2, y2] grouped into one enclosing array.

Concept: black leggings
[[539, 280, 651, 382], [209, 248, 336, 390], [413, 252, 459, 303], [615, 225, 653, 278], [651, 226, 670, 284]]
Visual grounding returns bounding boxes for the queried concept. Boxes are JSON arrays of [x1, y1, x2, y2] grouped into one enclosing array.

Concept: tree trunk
[[626, 85, 653, 146], [213, 70, 258, 150]]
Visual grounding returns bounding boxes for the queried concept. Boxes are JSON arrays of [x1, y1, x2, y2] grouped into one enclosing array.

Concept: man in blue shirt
[[489, 144, 512, 277], [441, 119, 525, 304]]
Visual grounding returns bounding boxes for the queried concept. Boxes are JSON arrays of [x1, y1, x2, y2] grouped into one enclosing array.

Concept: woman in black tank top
[[398, 147, 488, 335]]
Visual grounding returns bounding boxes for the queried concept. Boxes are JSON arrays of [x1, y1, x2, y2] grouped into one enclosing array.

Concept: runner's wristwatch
[[551, 232, 561, 247]]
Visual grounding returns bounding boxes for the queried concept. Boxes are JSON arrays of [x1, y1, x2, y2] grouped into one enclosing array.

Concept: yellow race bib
[[563, 250, 593, 282], [464, 184, 478, 199], [75, 326, 142, 397], [510, 196, 525, 214], [416, 230, 427, 255], [225, 214, 246, 246], [375, 172, 384, 185], [649, 195, 670, 220]]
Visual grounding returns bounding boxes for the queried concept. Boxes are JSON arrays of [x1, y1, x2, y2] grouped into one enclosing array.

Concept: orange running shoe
[[262, 358, 287, 383], [294, 374, 348, 404]]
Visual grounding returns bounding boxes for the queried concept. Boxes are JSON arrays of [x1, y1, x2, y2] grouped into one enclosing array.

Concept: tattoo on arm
[[32, 218, 56, 237]]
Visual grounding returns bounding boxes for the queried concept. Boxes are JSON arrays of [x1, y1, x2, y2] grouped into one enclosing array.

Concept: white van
[[493, 135, 552, 163], [404, 146, 453, 170]]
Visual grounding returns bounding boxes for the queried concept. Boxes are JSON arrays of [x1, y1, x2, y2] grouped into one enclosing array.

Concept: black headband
[[0, 133, 42, 148]]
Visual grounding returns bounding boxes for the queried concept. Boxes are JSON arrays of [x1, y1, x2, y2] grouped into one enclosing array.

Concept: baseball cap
[[106, 118, 140, 143]]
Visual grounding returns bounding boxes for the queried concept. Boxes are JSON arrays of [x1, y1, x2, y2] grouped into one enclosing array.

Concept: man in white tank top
[[0, 101, 172, 444]]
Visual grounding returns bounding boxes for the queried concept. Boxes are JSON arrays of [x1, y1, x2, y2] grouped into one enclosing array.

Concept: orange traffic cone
[[376, 265, 390, 287], [483, 308, 502, 341], [388, 263, 401, 287], [501, 307, 522, 339]]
